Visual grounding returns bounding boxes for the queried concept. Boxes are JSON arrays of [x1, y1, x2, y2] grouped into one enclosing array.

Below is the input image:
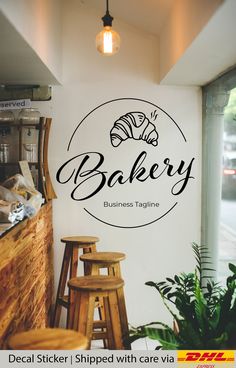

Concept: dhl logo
[[177, 351, 234, 363]]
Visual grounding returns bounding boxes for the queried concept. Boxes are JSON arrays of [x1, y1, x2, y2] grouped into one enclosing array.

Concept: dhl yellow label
[[177, 350, 234, 363]]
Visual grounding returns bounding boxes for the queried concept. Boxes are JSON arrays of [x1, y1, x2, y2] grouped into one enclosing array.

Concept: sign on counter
[[0, 99, 31, 110]]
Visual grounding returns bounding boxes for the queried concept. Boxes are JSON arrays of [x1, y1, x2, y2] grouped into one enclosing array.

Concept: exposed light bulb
[[103, 28, 113, 53], [96, 0, 121, 56], [96, 26, 120, 55]]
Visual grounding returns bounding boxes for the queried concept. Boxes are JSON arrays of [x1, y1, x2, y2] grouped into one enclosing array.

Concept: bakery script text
[[56, 151, 195, 201]]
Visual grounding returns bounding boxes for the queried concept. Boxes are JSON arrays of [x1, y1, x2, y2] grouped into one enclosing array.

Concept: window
[[219, 87, 236, 284], [202, 69, 236, 284]]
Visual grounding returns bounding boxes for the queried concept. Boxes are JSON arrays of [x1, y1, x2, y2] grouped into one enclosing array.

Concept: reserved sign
[[0, 99, 31, 110]]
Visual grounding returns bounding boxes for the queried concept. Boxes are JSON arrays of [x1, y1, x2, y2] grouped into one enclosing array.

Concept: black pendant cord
[[102, 0, 113, 27]]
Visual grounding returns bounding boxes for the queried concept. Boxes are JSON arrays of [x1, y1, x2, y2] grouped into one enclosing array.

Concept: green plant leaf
[[229, 263, 236, 274], [217, 282, 236, 334], [178, 322, 203, 348], [141, 245, 236, 349], [144, 326, 179, 350], [194, 275, 208, 335], [145, 281, 159, 287], [208, 305, 221, 330], [192, 243, 215, 286], [162, 287, 172, 295], [174, 275, 180, 283], [166, 277, 175, 284], [127, 325, 147, 344], [207, 332, 228, 349]]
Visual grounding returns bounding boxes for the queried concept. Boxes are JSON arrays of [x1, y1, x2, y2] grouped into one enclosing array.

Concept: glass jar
[[18, 108, 40, 125], [0, 110, 15, 124], [0, 143, 10, 163], [22, 143, 37, 162], [0, 112, 12, 162], [19, 109, 40, 162]]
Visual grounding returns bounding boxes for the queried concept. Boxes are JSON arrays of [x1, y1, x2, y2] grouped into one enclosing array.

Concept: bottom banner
[[0, 350, 235, 368]]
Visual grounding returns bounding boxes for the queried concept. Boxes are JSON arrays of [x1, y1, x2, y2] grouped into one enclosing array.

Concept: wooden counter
[[0, 201, 54, 349]]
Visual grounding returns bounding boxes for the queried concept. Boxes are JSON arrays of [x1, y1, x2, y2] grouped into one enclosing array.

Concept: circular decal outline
[[84, 202, 178, 229], [67, 98, 188, 228]]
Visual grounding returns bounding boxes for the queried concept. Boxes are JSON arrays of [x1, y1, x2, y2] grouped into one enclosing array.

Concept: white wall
[[160, 0, 236, 86], [0, 0, 62, 82], [160, 0, 223, 82], [42, 2, 202, 327]]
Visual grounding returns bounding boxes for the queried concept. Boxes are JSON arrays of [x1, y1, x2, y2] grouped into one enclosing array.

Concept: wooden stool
[[80, 251, 128, 347], [80, 252, 126, 277], [52, 236, 99, 327], [7, 328, 88, 350], [68, 275, 130, 349]]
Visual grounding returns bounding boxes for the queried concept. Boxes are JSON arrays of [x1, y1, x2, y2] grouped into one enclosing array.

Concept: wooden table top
[[8, 328, 89, 350]]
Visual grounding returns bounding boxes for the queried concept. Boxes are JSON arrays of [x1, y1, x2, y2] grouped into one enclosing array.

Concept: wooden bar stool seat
[[61, 236, 99, 250], [68, 275, 130, 350], [80, 251, 126, 276], [52, 236, 99, 327], [8, 328, 88, 350]]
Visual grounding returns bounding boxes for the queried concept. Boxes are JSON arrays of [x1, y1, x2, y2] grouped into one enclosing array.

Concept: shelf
[[0, 162, 38, 166], [0, 123, 40, 128], [0, 117, 56, 201]]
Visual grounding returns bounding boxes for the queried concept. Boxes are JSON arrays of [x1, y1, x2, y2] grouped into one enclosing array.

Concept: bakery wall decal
[[110, 111, 159, 147], [56, 98, 196, 229]]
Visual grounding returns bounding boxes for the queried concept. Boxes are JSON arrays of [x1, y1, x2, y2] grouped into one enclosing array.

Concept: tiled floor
[[91, 338, 158, 350], [131, 338, 159, 350]]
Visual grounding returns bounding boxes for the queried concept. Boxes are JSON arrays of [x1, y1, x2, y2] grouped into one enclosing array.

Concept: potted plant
[[129, 243, 236, 349]]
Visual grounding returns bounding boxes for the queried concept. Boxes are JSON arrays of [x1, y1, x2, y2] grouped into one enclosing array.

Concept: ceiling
[[0, 11, 59, 85], [80, 0, 174, 36], [0, 0, 235, 86], [162, 0, 236, 85]]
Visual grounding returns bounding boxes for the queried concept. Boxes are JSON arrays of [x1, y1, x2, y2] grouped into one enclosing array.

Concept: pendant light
[[96, 0, 121, 56]]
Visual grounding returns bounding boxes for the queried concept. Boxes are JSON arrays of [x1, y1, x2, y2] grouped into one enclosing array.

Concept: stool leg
[[83, 244, 97, 254], [70, 246, 78, 278], [116, 287, 131, 349], [66, 247, 79, 328], [108, 263, 121, 277], [52, 244, 71, 327], [68, 289, 79, 330], [91, 263, 100, 275], [77, 292, 95, 349], [103, 296, 115, 349], [89, 264, 108, 349], [108, 264, 130, 349], [83, 244, 96, 274], [108, 290, 124, 349], [98, 294, 108, 349]]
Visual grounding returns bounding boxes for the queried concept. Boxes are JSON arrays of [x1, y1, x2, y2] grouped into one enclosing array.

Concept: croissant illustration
[[110, 112, 158, 147]]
